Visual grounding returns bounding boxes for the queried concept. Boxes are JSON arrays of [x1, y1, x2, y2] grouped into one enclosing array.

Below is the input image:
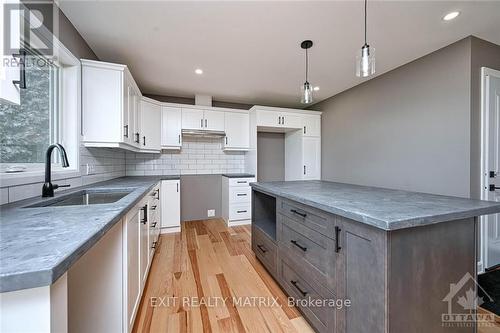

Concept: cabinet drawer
[[229, 186, 251, 203], [228, 177, 255, 187], [229, 203, 251, 220], [278, 198, 336, 239], [278, 214, 337, 293], [279, 256, 336, 333], [252, 225, 277, 277]]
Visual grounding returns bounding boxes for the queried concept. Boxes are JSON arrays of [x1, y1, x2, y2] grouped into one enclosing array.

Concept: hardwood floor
[[133, 219, 314, 333]]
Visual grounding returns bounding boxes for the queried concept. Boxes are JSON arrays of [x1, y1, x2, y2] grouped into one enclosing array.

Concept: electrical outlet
[[86, 164, 95, 175], [207, 209, 215, 217]]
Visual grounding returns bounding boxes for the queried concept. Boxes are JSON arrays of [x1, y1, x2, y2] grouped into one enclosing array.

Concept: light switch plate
[[86, 164, 95, 175], [207, 209, 215, 217]]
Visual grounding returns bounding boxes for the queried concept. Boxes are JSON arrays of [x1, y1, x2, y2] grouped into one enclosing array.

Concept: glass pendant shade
[[301, 81, 313, 104], [356, 44, 376, 78]]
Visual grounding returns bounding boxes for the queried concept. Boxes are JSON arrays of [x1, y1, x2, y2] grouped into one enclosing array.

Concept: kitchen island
[[250, 180, 500, 333]]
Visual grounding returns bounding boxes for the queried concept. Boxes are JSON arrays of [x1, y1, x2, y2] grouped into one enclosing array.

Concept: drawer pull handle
[[152, 241, 157, 249], [151, 222, 157, 228], [290, 240, 307, 252], [290, 280, 308, 296], [237, 181, 247, 184], [291, 209, 307, 218], [151, 205, 157, 210], [335, 226, 342, 253], [257, 244, 267, 253], [237, 193, 247, 196], [237, 210, 247, 213]]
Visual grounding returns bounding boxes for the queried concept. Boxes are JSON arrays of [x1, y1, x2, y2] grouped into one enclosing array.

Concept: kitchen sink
[[25, 188, 135, 208]]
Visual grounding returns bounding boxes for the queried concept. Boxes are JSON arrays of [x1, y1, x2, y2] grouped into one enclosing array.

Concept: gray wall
[[257, 132, 285, 182], [469, 38, 500, 199], [180, 175, 221, 221], [312, 38, 472, 197]]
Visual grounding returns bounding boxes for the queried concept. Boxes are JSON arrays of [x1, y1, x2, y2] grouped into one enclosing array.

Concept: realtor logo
[[3, 1, 54, 55], [442, 272, 495, 327]]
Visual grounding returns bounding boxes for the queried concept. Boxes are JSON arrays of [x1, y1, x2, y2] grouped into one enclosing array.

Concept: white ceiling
[[59, 1, 500, 108]]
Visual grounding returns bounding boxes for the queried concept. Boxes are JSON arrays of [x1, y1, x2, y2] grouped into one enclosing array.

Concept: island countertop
[[250, 180, 500, 231]]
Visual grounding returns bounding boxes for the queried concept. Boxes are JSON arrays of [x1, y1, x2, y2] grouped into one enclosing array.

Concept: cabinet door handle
[[152, 241, 157, 249], [150, 205, 157, 210], [335, 226, 342, 253], [237, 210, 247, 213], [257, 244, 267, 253], [143, 136, 146, 146], [124, 125, 129, 138], [291, 209, 307, 218], [303, 126, 306, 134], [141, 205, 148, 224], [290, 280, 308, 296], [205, 119, 207, 128], [135, 133, 140, 143], [236, 193, 247, 196], [278, 116, 281, 125], [178, 134, 181, 143], [225, 136, 228, 145], [237, 181, 247, 184], [282, 116, 285, 125], [12, 49, 27, 89], [151, 222, 157, 228], [303, 165, 306, 175], [290, 240, 307, 252], [177, 182, 179, 192], [201, 119, 203, 128]]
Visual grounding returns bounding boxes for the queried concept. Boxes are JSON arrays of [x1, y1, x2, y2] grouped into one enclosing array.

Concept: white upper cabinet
[[224, 111, 249, 150], [204, 110, 225, 131], [181, 108, 204, 130], [302, 114, 321, 137], [161, 106, 182, 149], [256, 110, 301, 129], [140, 98, 161, 152]]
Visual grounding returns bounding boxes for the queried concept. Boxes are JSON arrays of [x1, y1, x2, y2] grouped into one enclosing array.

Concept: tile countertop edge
[[0, 177, 163, 293], [250, 182, 500, 231]]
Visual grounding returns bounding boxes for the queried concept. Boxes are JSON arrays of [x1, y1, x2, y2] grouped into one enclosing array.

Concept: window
[[0, 48, 60, 169]]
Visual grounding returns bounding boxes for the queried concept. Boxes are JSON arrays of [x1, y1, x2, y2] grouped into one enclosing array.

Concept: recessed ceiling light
[[313, 86, 320, 91], [195, 68, 203, 75], [443, 11, 460, 21]]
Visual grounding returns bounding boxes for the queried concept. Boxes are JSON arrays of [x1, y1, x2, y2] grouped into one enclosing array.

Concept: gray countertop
[[0, 176, 177, 293], [250, 180, 500, 231]]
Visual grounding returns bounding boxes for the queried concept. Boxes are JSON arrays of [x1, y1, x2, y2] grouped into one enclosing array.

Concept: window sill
[[0, 169, 81, 188]]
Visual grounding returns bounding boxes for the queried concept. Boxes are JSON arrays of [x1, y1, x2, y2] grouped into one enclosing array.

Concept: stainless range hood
[[181, 129, 226, 138]]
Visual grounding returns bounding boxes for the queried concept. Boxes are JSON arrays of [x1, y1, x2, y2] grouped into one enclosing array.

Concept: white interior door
[[483, 68, 500, 270]]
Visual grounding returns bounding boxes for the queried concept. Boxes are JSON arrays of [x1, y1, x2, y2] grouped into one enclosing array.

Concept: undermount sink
[[25, 188, 135, 208]]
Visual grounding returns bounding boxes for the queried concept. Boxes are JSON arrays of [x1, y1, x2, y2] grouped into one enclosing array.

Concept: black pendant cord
[[364, 0, 368, 46], [305, 48, 309, 82]]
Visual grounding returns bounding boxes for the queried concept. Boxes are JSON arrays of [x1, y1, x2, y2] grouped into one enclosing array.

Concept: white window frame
[[0, 15, 81, 187]]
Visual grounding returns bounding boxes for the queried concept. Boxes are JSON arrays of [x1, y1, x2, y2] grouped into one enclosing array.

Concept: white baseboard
[[160, 226, 181, 234]]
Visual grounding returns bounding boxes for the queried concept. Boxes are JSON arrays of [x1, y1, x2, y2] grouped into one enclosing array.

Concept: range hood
[[181, 129, 226, 138]]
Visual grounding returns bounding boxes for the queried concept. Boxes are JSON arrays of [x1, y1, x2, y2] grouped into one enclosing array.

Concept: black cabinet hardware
[[303, 165, 306, 175], [290, 209, 307, 218], [490, 184, 500, 192], [141, 205, 148, 224], [237, 193, 247, 196], [335, 226, 342, 253], [282, 116, 285, 125], [124, 125, 129, 138], [151, 222, 157, 228], [290, 280, 307, 296], [176, 183, 179, 192], [237, 210, 247, 213], [143, 136, 146, 146], [178, 134, 181, 143], [257, 244, 267, 253], [151, 205, 157, 210], [152, 241, 157, 249], [205, 119, 207, 128], [290, 240, 307, 252], [201, 119, 203, 128], [12, 49, 27, 89], [225, 137, 228, 145], [304, 126, 306, 134], [237, 181, 247, 184], [278, 116, 281, 125], [135, 133, 140, 143]]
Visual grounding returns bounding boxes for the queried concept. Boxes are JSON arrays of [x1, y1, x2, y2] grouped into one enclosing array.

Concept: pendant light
[[356, 0, 375, 78], [300, 40, 313, 104]]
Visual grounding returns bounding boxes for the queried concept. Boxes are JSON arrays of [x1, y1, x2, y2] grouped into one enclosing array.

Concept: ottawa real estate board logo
[[442, 272, 495, 328]]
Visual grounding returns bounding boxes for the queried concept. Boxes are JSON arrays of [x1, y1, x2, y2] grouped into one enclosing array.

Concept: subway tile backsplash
[[126, 137, 245, 176]]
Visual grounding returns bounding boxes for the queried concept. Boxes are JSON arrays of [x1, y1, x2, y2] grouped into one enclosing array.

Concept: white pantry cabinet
[[140, 98, 161, 152], [161, 179, 181, 233], [302, 114, 321, 137], [161, 106, 182, 149], [223, 111, 250, 150], [302, 137, 321, 179]]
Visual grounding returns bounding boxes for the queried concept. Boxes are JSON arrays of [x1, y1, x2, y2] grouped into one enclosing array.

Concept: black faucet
[[42, 144, 71, 197]]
